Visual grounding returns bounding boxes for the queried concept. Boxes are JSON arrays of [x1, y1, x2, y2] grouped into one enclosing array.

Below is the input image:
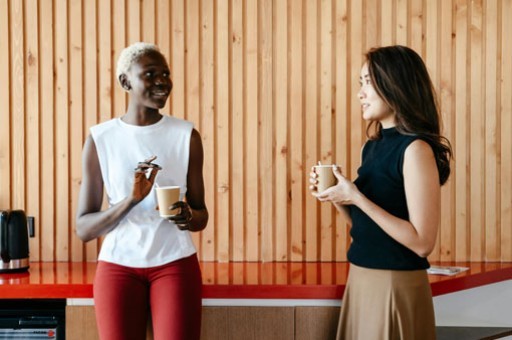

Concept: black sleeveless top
[[347, 127, 430, 270]]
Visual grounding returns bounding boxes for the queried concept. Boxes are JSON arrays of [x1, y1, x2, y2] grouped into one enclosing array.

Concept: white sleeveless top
[[90, 115, 197, 268]]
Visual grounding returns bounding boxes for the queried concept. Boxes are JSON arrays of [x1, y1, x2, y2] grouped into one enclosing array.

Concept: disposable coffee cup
[[156, 186, 181, 217], [313, 165, 337, 192]]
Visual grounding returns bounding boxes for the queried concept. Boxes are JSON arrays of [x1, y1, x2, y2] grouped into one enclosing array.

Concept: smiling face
[[358, 63, 395, 128], [124, 50, 173, 110]]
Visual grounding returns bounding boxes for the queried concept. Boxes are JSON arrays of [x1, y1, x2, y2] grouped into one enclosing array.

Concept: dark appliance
[[0, 299, 65, 339], [0, 210, 29, 273]]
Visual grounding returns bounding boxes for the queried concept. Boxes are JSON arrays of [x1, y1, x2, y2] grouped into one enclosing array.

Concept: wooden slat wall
[[1, 0, 511, 262]]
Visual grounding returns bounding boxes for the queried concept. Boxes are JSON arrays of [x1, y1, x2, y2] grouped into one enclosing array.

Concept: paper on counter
[[427, 265, 469, 276]]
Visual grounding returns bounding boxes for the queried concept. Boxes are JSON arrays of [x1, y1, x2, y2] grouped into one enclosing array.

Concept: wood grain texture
[[1, 0, 511, 262]]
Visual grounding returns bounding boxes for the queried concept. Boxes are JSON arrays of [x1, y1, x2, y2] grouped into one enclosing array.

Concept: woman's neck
[[122, 105, 162, 126]]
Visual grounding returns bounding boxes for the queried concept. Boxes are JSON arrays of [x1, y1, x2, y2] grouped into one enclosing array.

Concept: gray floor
[[436, 327, 512, 340]]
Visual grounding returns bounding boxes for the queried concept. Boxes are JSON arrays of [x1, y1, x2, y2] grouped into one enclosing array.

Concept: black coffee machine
[[0, 210, 29, 273]]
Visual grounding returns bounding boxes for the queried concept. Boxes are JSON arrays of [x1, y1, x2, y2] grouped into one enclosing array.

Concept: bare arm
[[169, 129, 208, 231], [75, 136, 155, 242], [315, 140, 440, 257]]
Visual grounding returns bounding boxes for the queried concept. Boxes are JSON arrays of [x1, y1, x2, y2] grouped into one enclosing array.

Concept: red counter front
[[1, 262, 512, 300]]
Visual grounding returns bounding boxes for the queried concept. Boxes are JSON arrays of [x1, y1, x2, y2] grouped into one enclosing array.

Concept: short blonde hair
[[116, 42, 160, 85]]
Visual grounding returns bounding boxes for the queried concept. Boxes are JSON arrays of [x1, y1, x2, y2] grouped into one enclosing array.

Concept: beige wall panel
[[66, 306, 100, 340], [295, 306, 340, 340], [2, 0, 511, 262], [228, 306, 294, 339], [201, 307, 229, 340]]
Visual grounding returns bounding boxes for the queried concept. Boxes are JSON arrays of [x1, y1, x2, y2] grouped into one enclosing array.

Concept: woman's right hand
[[131, 156, 161, 203], [312, 166, 359, 205]]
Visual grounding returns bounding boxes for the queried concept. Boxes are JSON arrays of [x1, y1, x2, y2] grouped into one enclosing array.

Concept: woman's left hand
[[168, 201, 193, 230], [312, 166, 359, 205]]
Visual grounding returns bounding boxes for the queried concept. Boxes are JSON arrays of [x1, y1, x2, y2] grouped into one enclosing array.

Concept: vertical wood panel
[[127, 0, 140, 43], [365, 0, 379, 48], [244, 0, 259, 261], [425, 0, 440, 261], [439, 0, 454, 262], [25, 0, 40, 261], [380, 0, 394, 46], [98, 0, 112, 124], [304, 0, 319, 261], [501, 0, 512, 261], [10, 0, 24, 211], [170, 0, 185, 120], [396, 0, 408, 45], [259, 0, 274, 262], [334, 0, 349, 261], [185, 0, 202, 254], [484, 0, 499, 261], [142, 0, 155, 43], [409, 0, 423, 52], [39, 0, 55, 262], [454, 0, 469, 261], [156, 0, 170, 116], [2, 0, 511, 262], [0, 0, 11, 209], [55, 0, 70, 261], [349, 0, 364, 181], [215, 0, 230, 262], [69, 0, 83, 262], [112, 0, 126, 118], [230, 0, 245, 261], [274, 0, 288, 261], [83, 0, 99, 261], [469, 0, 484, 261], [201, 0, 216, 260], [320, 0, 333, 261], [289, 0, 303, 261]]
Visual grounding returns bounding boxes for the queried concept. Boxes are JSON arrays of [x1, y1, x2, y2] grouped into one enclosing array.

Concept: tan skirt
[[336, 264, 436, 340]]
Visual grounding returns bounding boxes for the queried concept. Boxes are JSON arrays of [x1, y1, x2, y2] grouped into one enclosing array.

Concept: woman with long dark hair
[[311, 45, 452, 339]]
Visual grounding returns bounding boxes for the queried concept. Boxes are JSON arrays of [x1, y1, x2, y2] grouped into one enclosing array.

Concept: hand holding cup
[[310, 163, 338, 193]]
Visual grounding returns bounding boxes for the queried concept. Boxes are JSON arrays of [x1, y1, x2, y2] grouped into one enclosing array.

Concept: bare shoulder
[[190, 128, 204, 153], [191, 128, 202, 142], [404, 139, 438, 179], [405, 139, 435, 161]]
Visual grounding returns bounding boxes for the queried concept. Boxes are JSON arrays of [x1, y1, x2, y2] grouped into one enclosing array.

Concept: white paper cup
[[313, 165, 337, 192], [155, 186, 181, 217]]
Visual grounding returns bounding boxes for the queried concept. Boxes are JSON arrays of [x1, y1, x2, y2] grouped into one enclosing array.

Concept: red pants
[[93, 254, 202, 340]]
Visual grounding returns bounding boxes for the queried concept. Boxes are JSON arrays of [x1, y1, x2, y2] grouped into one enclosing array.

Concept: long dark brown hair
[[365, 45, 453, 185]]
